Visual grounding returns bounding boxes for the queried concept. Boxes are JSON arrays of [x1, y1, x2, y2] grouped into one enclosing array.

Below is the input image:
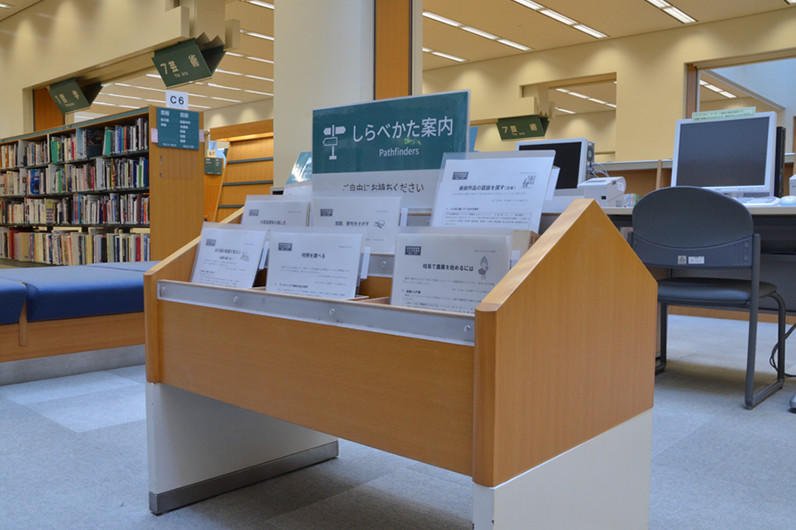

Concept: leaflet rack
[[144, 199, 657, 528]]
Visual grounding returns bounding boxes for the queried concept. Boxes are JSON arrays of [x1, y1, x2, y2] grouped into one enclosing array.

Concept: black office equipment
[[631, 186, 786, 408], [774, 126, 786, 197]]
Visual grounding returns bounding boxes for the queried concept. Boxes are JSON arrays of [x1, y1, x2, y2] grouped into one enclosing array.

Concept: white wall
[[0, 0, 188, 136], [204, 99, 274, 130]]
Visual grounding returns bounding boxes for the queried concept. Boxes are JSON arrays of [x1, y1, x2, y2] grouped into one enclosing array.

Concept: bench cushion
[[86, 261, 158, 272], [0, 278, 26, 324], [0, 266, 144, 322]]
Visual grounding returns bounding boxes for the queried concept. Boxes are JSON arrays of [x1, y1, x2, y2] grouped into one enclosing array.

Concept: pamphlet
[[431, 154, 555, 232], [265, 231, 363, 299], [310, 195, 401, 254], [241, 196, 309, 228], [191, 223, 267, 288], [391, 231, 512, 314]]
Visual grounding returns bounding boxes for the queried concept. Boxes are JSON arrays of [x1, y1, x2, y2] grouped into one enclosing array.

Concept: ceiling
[[0, 0, 39, 22], [70, 0, 796, 121]]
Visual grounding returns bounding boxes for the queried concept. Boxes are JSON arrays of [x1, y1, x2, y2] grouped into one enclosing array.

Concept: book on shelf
[[1, 143, 17, 169], [102, 117, 149, 155]]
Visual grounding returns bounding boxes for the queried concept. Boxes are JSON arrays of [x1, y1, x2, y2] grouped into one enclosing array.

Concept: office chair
[[631, 186, 786, 409]]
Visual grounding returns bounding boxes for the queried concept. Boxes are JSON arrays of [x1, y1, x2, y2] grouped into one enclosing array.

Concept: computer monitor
[[671, 111, 777, 196], [515, 138, 593, 196]]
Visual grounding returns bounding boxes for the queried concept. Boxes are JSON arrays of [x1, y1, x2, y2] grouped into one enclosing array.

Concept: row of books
[[0, 193, 149, 225], [25, 140, 48, 167], [0, 171, 24, 196], [91, 157, 149, 190], [50, 127, 105, 163], [103, 117, 149, 155], [0, 159, 149, 196], [0, 227, 150, 265], [1, 144, 17, 169]]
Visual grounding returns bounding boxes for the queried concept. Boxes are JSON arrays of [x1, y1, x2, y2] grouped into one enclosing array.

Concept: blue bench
[[0, 262, 157, 366]]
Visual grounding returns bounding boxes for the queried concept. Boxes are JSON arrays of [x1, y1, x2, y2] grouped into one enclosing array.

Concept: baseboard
[[149, 440, 339, 515]]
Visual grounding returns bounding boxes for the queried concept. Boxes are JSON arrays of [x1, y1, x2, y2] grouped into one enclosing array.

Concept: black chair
[[631, 186, 786, 409]]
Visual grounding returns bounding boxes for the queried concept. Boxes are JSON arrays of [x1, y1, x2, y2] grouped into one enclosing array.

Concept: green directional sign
[[157, 108, 200, 150], [496, 115, 549, 140], [152, 39, 225, 88], [48, 78, 101, 113], [205, 157, 224, 175]]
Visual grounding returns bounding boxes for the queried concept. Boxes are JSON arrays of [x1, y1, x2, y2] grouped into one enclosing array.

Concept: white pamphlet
[[431, 155, 555, 232], [391, 231, 512, 314], [241, 196, 309, 228], [265, 231, 363, 299], [191, 223, 267, 288], [310, 195, 401, 254]]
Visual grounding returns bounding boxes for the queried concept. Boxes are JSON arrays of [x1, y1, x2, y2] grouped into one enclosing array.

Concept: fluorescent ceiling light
[[645, 0, 670, 8], [93, 102, 117, 107], [145, 74, 161, 79], [246, 56, 273, 64], [245, 89, 273, 96], [207, 82, 241, 91], [422, 47, 432, 53], [567, 91, 589, 99], [145, 99, 164, 104], [184, 92, 207, 98], [512, 0, 543, 9], [215, 69, 243, 76], [422, 11, 461, 27], [247, 0, 274, 8], [431, 51, 466, 63], [555, 107, 575, 114], [719, 91, 736, 99], [786, 0, 796, 4], [588, 97, 607, 105], [573, 24, 606, 38], [245, 74, 273, 81], [663, 6, 695, 23], [242, 30, 274, 41], [555, 88, 571, 94], [539, 9, 575, 25], [497, 39, 531, 51], [461, 26, 499, 40], [0, 3, 12, 8], [225, 51, 243, 57], [699, 80, 708, 86], [191, 104, 211, 109], [116, 83, 165, 93], [605, 103, 616, 108], [103, 93, 144, 100], [114, 104, 138, 109], [211, 96, 242, 103]]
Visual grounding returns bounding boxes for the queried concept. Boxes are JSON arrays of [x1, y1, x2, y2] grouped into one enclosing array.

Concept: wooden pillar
[[374, 0, 413, 100], [33, 87, 64, 131], [684, 64, 698, 118]]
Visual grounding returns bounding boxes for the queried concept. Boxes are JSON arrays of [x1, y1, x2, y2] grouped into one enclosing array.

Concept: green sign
[[48, 78, 101, 113], [205, 157, 224, 175], [692, 107, 756, 121], [312, 91, 469, 174], [157, 108, 200, 150], [496, 115, 549, 140], [152, 39, 225, 88]]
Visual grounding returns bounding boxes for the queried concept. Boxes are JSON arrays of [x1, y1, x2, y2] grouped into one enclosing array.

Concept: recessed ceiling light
[[567, 91, 589, 99], [93, 102, 117, 107], [422, 47, 432, 53], [605, 103, 616, 108], [115, 83, 165, 93], [461, 26, 499, 40], [431, 51, 466, 63], [555, 107, 575, 114], [245, 74, 273, 81], [539, 9, 576, 25], [211, 96, 242, 103], [719, 91, 736, 99], [241, 30, 274, 41], [246, 56, 273, 64], [145, 99, 164, 104], [207, 82, 242, 91], [663, 6, 695, 23], [588, 97, 607, 105], [786, 0, 796, 4], [215, 68, 243, 76], [511, 0, 543, 9], [145, 74, 161, 79], [497, 39, 531, 51], [555, 88, 571, 94], [422, 11, 461, 27], [244, 89, 273, 96], [573, 24, 607, 39], [247, 0, 274, 8], [191, 104, 212, 109], [225, 51, 243, 57], [103, 93, 144, 100], [645, 0, 670, 8]]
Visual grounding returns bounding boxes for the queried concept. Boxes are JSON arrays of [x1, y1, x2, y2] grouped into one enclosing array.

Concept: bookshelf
[[0, 107, 204, 265]]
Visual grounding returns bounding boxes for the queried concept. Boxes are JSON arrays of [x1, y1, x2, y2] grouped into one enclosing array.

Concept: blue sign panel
[[312, 92, 469, 174], [157, 108, 200, 150]]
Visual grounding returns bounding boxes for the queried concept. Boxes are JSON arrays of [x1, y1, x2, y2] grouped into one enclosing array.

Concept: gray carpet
[[1, 315, 795, 529]]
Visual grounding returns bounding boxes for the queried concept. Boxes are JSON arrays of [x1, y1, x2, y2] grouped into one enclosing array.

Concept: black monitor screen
[[675, 117, 770, 187], [517, 142, 583, 189]]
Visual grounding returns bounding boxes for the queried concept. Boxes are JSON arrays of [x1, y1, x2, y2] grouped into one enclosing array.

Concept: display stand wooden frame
[[144, 199, 657, 527]]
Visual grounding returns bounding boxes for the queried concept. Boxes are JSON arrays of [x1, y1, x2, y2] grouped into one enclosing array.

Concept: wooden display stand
[[144, 199, 657, 527]]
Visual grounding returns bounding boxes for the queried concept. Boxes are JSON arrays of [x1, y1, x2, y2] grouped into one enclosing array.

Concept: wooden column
[[33, 88, 64, 131], [684, 64, 698, 118], [374, 0, 413, 100]]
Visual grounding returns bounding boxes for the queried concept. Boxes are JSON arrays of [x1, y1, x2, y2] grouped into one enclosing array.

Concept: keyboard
[[737, 196, 781, 206]]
